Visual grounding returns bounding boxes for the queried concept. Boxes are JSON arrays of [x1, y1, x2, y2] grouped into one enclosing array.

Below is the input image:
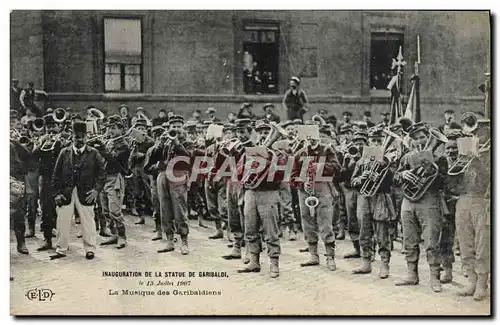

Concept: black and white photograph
[[8, 9, 491, 316]]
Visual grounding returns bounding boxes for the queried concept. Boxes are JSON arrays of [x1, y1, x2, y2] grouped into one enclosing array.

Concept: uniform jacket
[[52, 146, 106, 206], [236, 149, 286, 191], [93, 137, 130, 175], [147, 139, 193, 184]]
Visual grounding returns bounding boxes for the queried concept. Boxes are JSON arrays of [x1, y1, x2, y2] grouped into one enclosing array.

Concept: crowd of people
[[10, 76, 490, 301]]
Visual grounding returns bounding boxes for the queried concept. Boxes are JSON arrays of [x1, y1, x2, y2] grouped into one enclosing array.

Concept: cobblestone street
[[10, 214, 491, 316]]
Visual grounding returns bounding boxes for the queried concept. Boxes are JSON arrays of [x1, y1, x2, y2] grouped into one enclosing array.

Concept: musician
[[128, 118, 154, 224], [378, 112, 391, 128], [336, 111, 353, 134], [393, 123, 448, 292], [33, 114, 64, 251], [350, 128, 396, 278], [95, 115, 131, 249], [337, 129, 363, 256], [455, 121, 490, 300], [152, 109, 169, 127], [438, 109, 455, 134], [262, 103, 281, 123], [205, 107, 221, 122], [236, 123, 284, 278], [439, 137, 461, 284], [119, 104, 132, 129], [144, 125, 167, 241], [227, 112, 237, 123], [362, 111, 376, 128], [20, 108, 36, 127], [238, 102, 256, 120], [50, 121, 106, 260], [149, 115, 192, 255], [282, 76, 308, 121], [189, 109, 203, 124], [290, 126, 340, 271], [22, 124, 39, 238]]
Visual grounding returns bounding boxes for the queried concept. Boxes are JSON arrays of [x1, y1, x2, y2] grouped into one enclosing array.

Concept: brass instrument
[[312, 114, 327, 126], [242, 123, 286, 190], [359, 129, 403, 196], [87, 133, 107, 145], [220, 138, 242, 157], [448, 138, 490, 175], [86, 108, 105, 136], [402, 127, 448, 201], [342, 144, 359, 167], [10, 129, 31, 146], [32, 117, 45, 132], [137, 111, 152, 126], [304, 163, 319, 216], [40, 133, 63, 152], [460, 111, 478, 135], [398, 116, 414, 134], [53, 107, 67, 123]]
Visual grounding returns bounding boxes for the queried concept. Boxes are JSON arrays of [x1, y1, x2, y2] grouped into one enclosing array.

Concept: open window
[[370, 31, 404, 91], [242, 23, 279, 94]]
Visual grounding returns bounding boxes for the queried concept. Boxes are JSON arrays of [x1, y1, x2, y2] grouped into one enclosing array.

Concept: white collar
[[73, 145, 86, 155]]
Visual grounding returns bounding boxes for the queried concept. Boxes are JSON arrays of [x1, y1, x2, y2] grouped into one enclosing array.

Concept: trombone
[[447, 138, 490, 175]]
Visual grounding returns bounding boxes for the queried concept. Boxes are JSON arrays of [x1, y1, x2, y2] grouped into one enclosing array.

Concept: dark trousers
[[40, 175, 56, 240], [24, 171, 38, 229]]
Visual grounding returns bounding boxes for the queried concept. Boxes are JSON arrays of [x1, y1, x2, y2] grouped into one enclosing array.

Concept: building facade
[[10, 10, 490, 122]]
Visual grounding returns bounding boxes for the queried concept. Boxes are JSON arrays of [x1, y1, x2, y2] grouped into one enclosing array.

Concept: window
[[104, 18, 142, 92], [370, 32, 404, 90], [242, 23, 279, 94]]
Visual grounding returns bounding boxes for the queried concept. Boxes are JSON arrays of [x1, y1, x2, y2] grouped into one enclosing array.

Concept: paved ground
[[10, 214, 491, 316]]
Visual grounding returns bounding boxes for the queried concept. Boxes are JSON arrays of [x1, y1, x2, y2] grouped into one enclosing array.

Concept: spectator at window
[[119, 104, 131, 129], [262, 103, 280, 123], [152, 109, 169, 127], [238, 102, 256, 120], [282, 76, 309, 121], [20, 81, 47, 117], [227, 112, 237, 123], [10, 78, 22, 115]]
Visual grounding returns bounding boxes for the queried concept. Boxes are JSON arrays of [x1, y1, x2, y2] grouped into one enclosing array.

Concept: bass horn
[[32, 117, 45, 132], [312, 114, 327, 126], [53, 107, 67, 123], [461, 111, 478, 135], [402, 127, 448, 201]]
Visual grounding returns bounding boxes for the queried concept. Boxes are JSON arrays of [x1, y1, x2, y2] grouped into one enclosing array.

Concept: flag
[[387, 74, 403, 124], [403, 75, 421, 122]]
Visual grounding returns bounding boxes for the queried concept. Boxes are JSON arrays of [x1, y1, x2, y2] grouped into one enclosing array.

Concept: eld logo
[[25, 289, 55, 301]]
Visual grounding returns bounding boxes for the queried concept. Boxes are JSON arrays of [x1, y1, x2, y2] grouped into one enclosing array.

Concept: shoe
[[131, 208, 139, 216], [86, 252, 95, 260], [49, 252, 66, 260], [198, 218, 208, 228], [269, 257, 279, 278], [134, 216, 145, 225], [300, 244, 320, 267], [430, 267, 442, 292], [343, 240, 361, 259], [237, 254, 261, 273], [288, 230, 297, 241], [100, 236, 118, 246], [99, 228, 112, 237], [335, 229, 345, 240], [158, 236, 175, 253], [458, 269, 477, 297], [37, 239, 53, 252], [116, 238, 127, 249], [75, 216, 81, 224], [222, 246, 242, 260], [326, 256, 336, 271], [299, 247, 309, 253], [152, 231, 162, 241], [77, 231, 83, 238], [473, 273, 489, 301], [24, 228, 35, 238], [352, 258, 372, 274], [52, 229, 58, 238], [440, 267, 453, 284], [379, 262, 390, 279], [395, 262, 419, 286], [15, 232, 29, 255], [208, 228, 223, 239], [180, 237, 189, 255]]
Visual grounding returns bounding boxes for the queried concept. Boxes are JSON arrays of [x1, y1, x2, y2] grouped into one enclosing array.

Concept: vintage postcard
[[9, 10, 491, 316]]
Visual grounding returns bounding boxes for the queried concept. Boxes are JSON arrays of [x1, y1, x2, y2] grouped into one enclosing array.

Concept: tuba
[[243, 123, 287, 189], [460, 111, 478, 135], [402, 127, 448, 201], [32, 117, 45, 132], [359, 129, 403, 196], [53, 107, 67, 123]]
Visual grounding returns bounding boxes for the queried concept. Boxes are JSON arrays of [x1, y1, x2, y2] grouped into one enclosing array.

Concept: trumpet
[[448, 138, 490, 175], [402, 127, 448, 201]]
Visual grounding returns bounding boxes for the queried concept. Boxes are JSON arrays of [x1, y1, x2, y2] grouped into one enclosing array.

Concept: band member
[[149, 115, 192, 254], [237, 123, 285, 278], [262, 103, 281, 123], [22, 126, 39, 238], [338, 130, 364, 257], [350, 128, 396, 278], [152, 109, 169, 126], [455, 122, 490, 300], [337, 111, 353, 134], [379, 112, 391, 128], [362, 111, 376, 128], [119, 104, 132, 129], [50, 121, 106, 260], [205, 123, 229, 239], [128, 118, 154, 223], [131, 107, 150, 126], [97, 115, 131, 249], [438, 109, 455, 134], [221, 119, 253, 261], [440, 137, 460, 284], [293, 126, 341, 271], [393, 123, 448, 292], [33, 114, 64, 251], [237, 102, 256, 120], [205, 107, 221, 122], [144, 125, 168, 241], [282, 76, 308, 121]]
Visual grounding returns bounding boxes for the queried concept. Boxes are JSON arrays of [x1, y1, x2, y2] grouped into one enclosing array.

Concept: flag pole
[[414, 35, 421, 122]]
